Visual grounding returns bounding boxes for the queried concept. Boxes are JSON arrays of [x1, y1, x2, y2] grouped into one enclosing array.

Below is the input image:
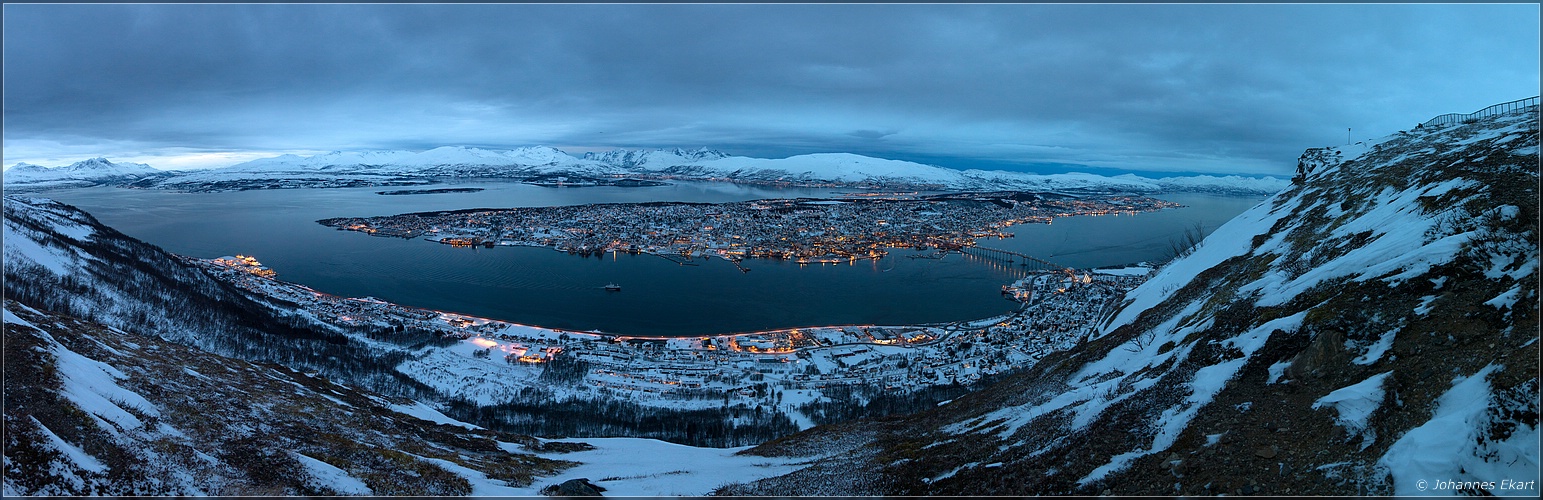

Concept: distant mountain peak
[[670, 147, 728, 160], [68, 157, 139, 170], [3, 157, 160, 188]]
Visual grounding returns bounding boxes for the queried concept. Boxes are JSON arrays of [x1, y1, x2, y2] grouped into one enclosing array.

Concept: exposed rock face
[[719, 105, 1539, 496], [1295, 147, 1341, 180], [541, 477, 607, 496]]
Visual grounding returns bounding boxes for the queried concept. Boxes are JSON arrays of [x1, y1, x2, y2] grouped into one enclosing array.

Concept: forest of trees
[[796, 372, 1015, 426], [443, 386, 801, 448]]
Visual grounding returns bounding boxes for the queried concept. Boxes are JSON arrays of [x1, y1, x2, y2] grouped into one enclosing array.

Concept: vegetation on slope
[[3, 300, 575, 495]]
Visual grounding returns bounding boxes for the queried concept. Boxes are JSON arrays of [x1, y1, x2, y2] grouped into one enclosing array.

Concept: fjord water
[[44, 182, 1264, 336]]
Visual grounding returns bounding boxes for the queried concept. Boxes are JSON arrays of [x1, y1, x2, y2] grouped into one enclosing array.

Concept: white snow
[[925, 462, 982, 484], [1101, 192, 1290, 333], [4, 222, 78, 275], [1379, 364, 1538, 496], [53, 336, 161, 434], [509, 437, 807, 496], [387, 400, 483, 430], [1092, 265, 1155, 277], [1352, 330, 1398, 365], [1077, 311, 1305, 486], [1414, 295, 1439, 316], [1313, 371, 1392, 448], [28, 416, 108, 473], [291, 452, 372, 495], [1266, 360, 1293, 384], [1483, 285, 1523, 311], [407, 452, 526, 496], [3, 157, 160, 186], [1245, 180, 1480, 307], [4, 307, 37, 328]]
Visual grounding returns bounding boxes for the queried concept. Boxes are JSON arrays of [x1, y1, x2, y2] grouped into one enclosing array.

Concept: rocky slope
[[3, 300, 576, 495], [719, 105, 1540, 495]]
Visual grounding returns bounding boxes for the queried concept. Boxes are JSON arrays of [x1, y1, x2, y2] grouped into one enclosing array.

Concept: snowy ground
[[501, 438, 811, 496]]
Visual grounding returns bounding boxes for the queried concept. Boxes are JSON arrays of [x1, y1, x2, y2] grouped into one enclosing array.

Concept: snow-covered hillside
[[2, 158, 164, 191], [2, 299, 578, 495], [722, 105, 1539, 496]]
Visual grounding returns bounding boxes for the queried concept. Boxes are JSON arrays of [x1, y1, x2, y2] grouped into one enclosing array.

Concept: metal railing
[[1421, 96, 1539, 128]]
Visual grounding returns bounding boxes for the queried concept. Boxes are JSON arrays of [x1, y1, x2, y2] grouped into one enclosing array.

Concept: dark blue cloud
[[4, 4, 1538, 174]]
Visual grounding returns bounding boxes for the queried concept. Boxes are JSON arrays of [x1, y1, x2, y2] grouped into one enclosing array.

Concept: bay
[[42, 181, 1267, 336]]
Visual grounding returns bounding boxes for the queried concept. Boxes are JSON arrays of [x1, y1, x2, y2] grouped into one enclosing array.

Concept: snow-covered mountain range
[[6, 147, 1290, 195], [1, 158, 166, 190]]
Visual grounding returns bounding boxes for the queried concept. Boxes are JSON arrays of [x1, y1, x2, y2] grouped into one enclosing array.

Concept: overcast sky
[[4, 3, 1538, 176]]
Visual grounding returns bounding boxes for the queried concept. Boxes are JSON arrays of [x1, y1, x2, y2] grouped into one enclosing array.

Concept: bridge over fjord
[[958, 245, 1074, 275]]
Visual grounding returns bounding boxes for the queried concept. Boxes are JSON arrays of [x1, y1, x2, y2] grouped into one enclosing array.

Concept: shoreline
[[190, 250, 1153, 417]]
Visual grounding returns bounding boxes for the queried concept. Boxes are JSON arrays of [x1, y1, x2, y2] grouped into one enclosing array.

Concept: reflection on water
[[43, 182, 1266, 336]]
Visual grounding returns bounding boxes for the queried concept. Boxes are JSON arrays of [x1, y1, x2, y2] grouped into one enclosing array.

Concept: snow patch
[[4, 307, 37, 328], [1352, 330, 1397, 365], [291, 452, 372, 495], [517, 437, 806, 496], [1379, 364, 1538, 496], [1413, 295, 1439, 316], [405, 452, 524, 496], [388, 401, 482, 430], [1313, 371, 1392, 449], [1483, 285, 1522, 311], [29, 416, 108, 473], [53, 337, 161, 434], [1266, 360, 1292, 384], [4, 223, 78, 275]]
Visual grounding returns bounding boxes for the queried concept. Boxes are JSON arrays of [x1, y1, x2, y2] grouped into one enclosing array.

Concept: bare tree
[[1167, 222, 1207, 261]]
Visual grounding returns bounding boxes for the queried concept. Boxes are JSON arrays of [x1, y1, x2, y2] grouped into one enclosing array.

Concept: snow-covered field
[[513, 438, 811, 496]]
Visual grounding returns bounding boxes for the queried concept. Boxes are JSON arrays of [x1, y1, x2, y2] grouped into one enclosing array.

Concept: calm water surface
[[45, 181, 1267, 336]]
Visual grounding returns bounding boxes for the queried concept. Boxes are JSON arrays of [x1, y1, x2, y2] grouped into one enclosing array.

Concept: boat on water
[[604, 283, 622, 291]]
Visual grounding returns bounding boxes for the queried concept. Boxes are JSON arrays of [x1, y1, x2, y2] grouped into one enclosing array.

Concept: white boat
[[604, 283, 622, 291]]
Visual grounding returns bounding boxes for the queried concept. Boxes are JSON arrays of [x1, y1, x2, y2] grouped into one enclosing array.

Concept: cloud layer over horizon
[[4, 4, 1538, 175]]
